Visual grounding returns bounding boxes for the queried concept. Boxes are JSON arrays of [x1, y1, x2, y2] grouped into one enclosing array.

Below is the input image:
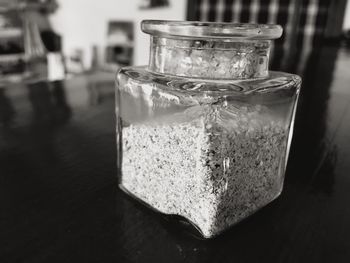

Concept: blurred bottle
[[23, 0, 65, 82], [90, 45, 99, 71], [23, 15, 48, 81]]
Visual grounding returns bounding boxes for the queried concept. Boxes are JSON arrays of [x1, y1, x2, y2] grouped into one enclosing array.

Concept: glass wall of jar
[[116, 21, 301, 238]]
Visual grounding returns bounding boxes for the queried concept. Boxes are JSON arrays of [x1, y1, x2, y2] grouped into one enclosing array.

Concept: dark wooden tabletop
[[1, 45, 350, 263]]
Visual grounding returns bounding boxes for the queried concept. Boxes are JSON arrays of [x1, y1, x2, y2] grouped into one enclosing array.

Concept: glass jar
[[116, 20, 301, 238]]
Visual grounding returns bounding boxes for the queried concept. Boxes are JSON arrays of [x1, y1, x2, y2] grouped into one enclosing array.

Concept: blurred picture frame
[[105, 21, 134, 68], [139, 0, 169, 9]]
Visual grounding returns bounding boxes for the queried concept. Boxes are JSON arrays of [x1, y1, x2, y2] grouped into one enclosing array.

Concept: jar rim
[[141, 20, 283, 40]]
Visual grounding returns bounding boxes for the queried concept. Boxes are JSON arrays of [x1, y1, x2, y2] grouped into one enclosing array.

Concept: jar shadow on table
[[118, 177, 288, 262], [118, 183, 288, 263], [280, 44, 339, 193]]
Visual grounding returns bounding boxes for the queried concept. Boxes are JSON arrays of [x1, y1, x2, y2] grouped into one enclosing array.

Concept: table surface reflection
[[1, 46, 350, 263]]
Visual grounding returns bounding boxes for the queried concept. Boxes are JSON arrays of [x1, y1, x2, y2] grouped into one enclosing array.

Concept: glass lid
[[141, 20, 283, 40]]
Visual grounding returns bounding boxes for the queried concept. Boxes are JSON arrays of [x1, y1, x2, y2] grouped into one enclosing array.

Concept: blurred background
[[0, 0, 349, 82]]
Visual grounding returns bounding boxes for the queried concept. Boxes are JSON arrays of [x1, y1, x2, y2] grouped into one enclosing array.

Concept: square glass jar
[[116, 21, 301, 238]]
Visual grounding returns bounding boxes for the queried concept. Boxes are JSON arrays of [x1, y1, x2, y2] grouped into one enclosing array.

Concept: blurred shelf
[[0, 53, 25, 61], [0, 28, 22, 38]]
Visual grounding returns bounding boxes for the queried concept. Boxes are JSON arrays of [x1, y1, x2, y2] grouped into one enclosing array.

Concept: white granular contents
[[121, 105, 287, 238]]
